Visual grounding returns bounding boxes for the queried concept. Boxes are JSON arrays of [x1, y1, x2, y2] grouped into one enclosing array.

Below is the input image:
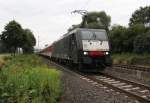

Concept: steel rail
[[86, 75, 150, 103], [113, 64, 150, 72], [48, 60, 150, 103], [100, 72, 150, 90]]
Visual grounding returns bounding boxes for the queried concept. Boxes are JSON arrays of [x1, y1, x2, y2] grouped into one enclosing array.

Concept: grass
[[0, 55, 61, 103], [112, 53, 150, 66], [0, 54, 11, 68]]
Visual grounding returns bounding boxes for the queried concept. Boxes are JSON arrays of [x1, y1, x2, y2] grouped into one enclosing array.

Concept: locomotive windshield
[[81, 30, 107, 40]]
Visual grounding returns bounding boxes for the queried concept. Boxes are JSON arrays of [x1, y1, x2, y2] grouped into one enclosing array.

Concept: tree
[[83, 11, 111, 31], [125, 24, 146, 52], [133, 33, 150, 54], [68, 11, 111, 31], [1, 20, 25, 54], [109, 24, 148, 53], [0, 20, 36, 54], [109, 23, 149, 53], [109, 25, 127, 53], [22, 29, 36, 53], [129, 6, 150, 27], [0, 40, 7, 53]]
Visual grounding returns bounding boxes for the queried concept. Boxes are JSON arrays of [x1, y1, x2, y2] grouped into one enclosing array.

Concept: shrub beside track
[[0, 54, 11, 69], [0, 55, 61, 103], [112, 53, 150, 66]]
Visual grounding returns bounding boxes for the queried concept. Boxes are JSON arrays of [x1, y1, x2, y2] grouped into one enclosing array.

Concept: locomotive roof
[[53, 28, 106, 44], [63, 28, 106, 37]]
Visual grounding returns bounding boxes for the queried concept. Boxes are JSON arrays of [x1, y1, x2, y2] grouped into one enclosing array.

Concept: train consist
[[40, 28, 112, 71]]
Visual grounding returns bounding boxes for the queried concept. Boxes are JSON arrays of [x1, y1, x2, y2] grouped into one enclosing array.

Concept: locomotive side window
[[69, 33, 77, 58], [70, 34, 77, 47]]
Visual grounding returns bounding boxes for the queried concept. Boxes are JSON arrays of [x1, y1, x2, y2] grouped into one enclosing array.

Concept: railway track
[[48, 60, 150, 103], [89, 74, 150, 103], [113, 64, 150, 72]]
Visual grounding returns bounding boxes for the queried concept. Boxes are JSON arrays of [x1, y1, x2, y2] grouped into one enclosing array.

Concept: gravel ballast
[[103, 67, 150, 86], [43, 58, 139, 103]]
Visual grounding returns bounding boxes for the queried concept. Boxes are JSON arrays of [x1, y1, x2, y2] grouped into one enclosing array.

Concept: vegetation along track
[[48, 59, 150, 103], [113, 64, 150, 72]]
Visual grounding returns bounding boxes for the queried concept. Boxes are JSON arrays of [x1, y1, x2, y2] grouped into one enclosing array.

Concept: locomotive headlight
[[83, 52, 88, 55], [105, 52, 109, 55]]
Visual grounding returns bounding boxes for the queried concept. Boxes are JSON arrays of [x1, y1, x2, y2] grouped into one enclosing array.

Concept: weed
[[0, 55, 61, 103], [112, 53, 150, 66]]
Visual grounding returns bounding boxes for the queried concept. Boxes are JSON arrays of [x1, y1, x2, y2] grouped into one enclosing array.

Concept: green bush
[[112, 53, 150, 66], [130, 55, 150, 65], [0, 54, 11, 68], [0, 55, 61, 103]]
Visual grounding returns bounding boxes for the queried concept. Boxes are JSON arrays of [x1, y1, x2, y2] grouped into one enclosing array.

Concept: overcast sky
[[0, 0, 149, 49]]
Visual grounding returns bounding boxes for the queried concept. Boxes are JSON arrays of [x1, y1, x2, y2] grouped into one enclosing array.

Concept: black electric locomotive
[[50, 28, 112, 71]]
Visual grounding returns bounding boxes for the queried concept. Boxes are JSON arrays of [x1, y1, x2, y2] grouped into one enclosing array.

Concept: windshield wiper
[[93, 32, 96, 40]]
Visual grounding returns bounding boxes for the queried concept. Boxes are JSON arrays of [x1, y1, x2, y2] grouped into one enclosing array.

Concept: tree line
[[109, 24, 150, 53], [109, 6, 150, 54], [0, 20, 36, 54], [69, 6, 150, 54]]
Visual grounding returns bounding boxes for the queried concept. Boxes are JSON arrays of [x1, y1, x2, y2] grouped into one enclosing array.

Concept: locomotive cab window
[[94, 31, 107, 40], [81, 31, 93, 40], [81, 30, 108, 40]]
